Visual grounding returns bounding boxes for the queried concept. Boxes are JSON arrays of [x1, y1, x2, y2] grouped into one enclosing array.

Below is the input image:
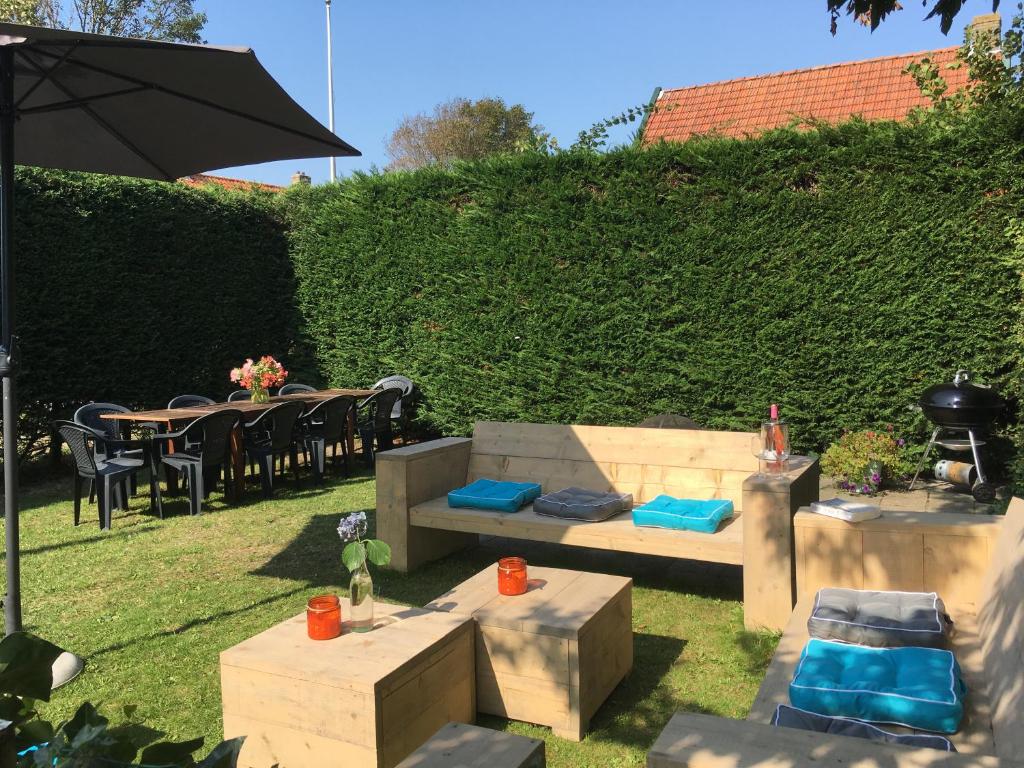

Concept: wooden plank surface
[[219, 602, 471, 691], [794, 510, 1004, 538], [411, 499, 745, 565], [101, 388, 376, 423], [978, 498, 1024, 760], [648, 712, 1004, 768], [395, 723, 545, 768], [471, 422, 757, 472], [427, 565, 631, 638]]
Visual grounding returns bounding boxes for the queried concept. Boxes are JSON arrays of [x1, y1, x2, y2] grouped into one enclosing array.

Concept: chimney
[[969, 12, 1001, 53], [290, 171, 311, 187]]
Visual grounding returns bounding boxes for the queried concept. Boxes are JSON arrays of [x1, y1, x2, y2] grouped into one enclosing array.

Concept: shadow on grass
[[89, 586, 307, 658]]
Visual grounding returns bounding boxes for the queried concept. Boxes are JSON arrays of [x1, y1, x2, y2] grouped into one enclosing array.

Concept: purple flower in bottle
[[897, 438, 905, 447]]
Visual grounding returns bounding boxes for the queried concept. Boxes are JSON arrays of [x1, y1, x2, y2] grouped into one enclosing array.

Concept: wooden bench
[[377, 421, 820, 630], [647, 497, 1024, 768]]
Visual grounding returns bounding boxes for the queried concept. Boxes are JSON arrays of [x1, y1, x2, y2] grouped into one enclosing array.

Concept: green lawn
[[3, 469, 777, 768]]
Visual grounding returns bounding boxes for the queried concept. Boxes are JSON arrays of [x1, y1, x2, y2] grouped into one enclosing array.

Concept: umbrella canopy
[[0, 21, 359, 178], [0, 22, 360, 633]]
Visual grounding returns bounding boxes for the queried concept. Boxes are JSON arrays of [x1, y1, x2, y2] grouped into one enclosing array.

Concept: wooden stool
[[396, 722, 544, 768], [428, 564, 632, 740]]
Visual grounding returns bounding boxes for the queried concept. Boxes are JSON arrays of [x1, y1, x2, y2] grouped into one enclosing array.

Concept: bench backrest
[[468, 421, 758, 509], [978, 497, 1024, 759]]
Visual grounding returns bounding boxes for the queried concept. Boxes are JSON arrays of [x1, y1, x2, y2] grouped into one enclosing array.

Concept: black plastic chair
[[227, 389, 252, 402], [150, 409, 242, 517], [279, 383, 316, 395], [242, 401, 306, 497], [162, 394, 217, 494], [55, 420, 153, 530], [301, 394, 354, 482], [356, 387, 403, 465], [167, 394, 215, 409], [74, 402, 145, 499]]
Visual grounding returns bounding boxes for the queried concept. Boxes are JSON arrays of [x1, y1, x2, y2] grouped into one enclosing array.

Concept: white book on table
[[810, 497, 882, 523]]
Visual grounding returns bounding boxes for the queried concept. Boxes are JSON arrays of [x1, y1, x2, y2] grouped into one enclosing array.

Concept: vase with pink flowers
[[229, 356, 288, 404]]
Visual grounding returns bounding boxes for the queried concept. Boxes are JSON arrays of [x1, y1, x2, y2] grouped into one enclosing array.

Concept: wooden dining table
[[101, 388, 377, 501]]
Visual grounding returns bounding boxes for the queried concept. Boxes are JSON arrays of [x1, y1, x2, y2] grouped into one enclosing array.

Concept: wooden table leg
[[230, 425, 245, 502]]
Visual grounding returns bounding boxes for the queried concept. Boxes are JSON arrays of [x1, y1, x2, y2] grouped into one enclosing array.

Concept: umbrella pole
[[0, 48, 21, 635]]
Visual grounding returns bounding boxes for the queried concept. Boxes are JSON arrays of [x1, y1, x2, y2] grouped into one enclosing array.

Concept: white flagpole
[[325, 0, 337, 182]]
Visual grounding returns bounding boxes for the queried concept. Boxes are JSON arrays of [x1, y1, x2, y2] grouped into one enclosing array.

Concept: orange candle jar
[[497, 557, 528, 596], [306, 594, 341, 640]]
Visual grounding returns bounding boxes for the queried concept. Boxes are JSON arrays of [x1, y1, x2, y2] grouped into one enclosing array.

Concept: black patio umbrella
[[0, 22, 360, 636]]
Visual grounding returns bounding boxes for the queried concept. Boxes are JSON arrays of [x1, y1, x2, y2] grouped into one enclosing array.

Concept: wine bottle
[[768, 404, 786, 472]]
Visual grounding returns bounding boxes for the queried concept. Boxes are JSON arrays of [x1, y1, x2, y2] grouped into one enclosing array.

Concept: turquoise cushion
[[447, 478, 542, 513], [631, 496, 734, 533], [789, 638, 965, 733]]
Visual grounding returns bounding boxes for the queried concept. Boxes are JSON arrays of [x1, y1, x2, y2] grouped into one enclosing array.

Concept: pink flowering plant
[[337, 511, 391, 572], [820, 425, 915, 496], [229, 355, 288, 400]]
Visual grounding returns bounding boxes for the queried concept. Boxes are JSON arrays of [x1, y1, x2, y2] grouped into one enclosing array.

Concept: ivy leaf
[[196, 737, 246, 768], [365, 539, 392, 567], [0, 632, 62, 701], [141, 736, 206, 766], [341, 541, 366, 572]]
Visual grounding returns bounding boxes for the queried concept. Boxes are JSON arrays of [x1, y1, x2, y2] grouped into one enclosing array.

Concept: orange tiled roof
[[178, 173, 285, 193], [643, 47, 969, 144]]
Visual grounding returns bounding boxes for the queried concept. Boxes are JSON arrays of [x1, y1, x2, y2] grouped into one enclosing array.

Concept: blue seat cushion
[[789, 638, 965, 733], [447, 478, 542, 513], [631, 496, 734, 533]]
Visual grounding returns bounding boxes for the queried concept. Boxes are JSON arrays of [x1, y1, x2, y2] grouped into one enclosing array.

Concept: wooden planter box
[[428, 565, 632, 741], [220, 600, 475, 768]]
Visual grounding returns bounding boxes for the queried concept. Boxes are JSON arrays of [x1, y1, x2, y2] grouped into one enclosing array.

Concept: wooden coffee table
[[427, 564, 633, 741], [220, 599, 475, 768], [395, 722, 545, 768]]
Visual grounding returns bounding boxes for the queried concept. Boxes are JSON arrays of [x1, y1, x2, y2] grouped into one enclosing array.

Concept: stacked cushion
[[809, 589, 952, 648], [632, 496, 734, 533], [789, 638, 965, 733], [771, 705, 955, 751], [533, 487, 633, 522], [447, 478, 542, 513]]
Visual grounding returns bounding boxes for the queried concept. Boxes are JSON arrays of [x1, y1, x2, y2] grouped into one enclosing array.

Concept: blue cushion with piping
[[789, 638, 965, 733], [631, 496, 734, 533], [447, 478, 542, 513]]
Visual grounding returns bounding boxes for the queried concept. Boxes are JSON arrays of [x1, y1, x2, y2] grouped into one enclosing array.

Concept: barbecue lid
[[920, 370, 1004, 412]]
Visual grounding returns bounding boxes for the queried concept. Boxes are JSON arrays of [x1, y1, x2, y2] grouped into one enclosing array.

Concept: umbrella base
[[51, 651, 85, 689]]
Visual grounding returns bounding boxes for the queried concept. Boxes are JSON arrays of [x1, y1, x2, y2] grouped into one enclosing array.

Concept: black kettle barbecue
[[910, 370, 1004, 502]]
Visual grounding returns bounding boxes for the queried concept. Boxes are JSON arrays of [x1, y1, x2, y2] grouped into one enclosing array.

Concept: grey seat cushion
[[808, 588, 952, 648], [533, 487, 633, 522], [772, 705, 955, 751]]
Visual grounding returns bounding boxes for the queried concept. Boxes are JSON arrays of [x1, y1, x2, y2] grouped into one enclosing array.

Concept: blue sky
[[195, 0, 975, 187]]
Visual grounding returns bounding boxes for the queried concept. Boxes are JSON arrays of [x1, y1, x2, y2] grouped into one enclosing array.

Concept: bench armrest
[[376, 437, 477, 572], [648, 712, 1008, 768], [741, 456, 821, 631]]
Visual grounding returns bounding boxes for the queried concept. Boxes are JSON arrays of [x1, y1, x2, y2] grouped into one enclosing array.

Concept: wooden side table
[[427, 565, 632, 741], [395, 722, 545, 768], [220, 600, 475, 768]]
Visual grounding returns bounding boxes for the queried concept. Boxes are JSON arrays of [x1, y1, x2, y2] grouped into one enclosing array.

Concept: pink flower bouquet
[[229, 355, 288, 403]]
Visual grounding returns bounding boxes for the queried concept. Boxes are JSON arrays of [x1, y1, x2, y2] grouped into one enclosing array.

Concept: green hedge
[[285, 112, 1024, 471], [13, 169, 299, 455]]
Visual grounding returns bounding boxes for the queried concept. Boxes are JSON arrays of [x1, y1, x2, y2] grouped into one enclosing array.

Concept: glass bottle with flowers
[[229, 355, 288, 404], [821, 425, 914, 495], [337, 511, 391, 632]]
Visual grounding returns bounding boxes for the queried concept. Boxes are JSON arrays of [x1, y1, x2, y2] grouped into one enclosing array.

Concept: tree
[[828, 0, 1000, 34], [1, 0, 206, 43], [385, 97, 541, 170]]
